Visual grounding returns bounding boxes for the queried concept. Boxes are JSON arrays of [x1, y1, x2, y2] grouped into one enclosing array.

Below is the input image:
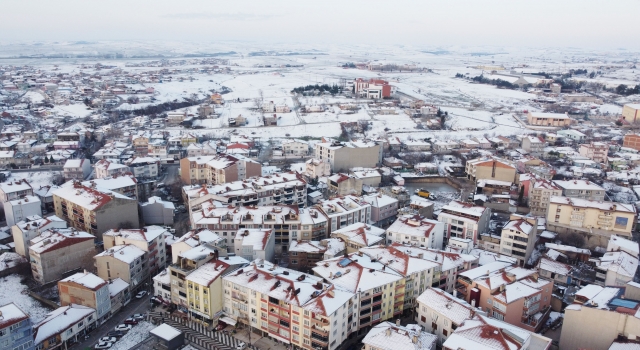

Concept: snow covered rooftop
[[185, 257, 248, 287], [416, 288, 475, 325], [34, 304, 95, 345], [60, 271, 107, 291], [549, 196, 636, 213], [312, 252, 404, 293], [553, 179, 605, 191], [537, 257, 571, 276], [29, 229, 95, 254], [331, 222, 384, 247], [235, 229, 273, 251], [0, 179, 32, 194], [0, 303, 29, 330], [104, 226, 167, 244], [150, 323, 182, 341], [387, 214, 441, 239], [362, 321, 437, 350], [108, 278, 129, 297], [289, 238, 346, 257], [502, 219, 534, 236], [53, 181, 133, 210], [95, 244, 145, 264]]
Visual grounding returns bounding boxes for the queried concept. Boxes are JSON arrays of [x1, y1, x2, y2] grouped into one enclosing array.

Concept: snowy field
[[0, 274, 52, 323]]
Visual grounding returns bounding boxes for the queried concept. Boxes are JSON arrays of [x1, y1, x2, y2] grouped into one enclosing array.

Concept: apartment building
[[183, 172, 306, 211], [552, 179, 606, 201], [560, 285, 640, 350], [386, 215, 445, 250], [526, 111, 572, 127], [103, 226, 168, 275], [455, 263, 553, 332], [93, 159, 130, 179], [305, 158, 331, 178], [415, 288, 475, 347], [180, 153, 262, 185], [521, 136, 546, 157], [579, 142, 609, 164], [281, 139, 310, 157], [0, 179, 33, 203], [107, 278, 130, 315], [126, 157, 160, 179], [327, 173, 363, 196], [288, 239, 346, 272], [170, 228, 224, 264], [52, 181, 139, 239], [132, 135, 150, 156], [223, 260, 354, 350], [623, 133, 640, 151], [353, 78, 392, 99], [315, 140, 382, 172], [34, 304, 96, 350], [58, 271, 112, 324], [0, 303, 34, 350], [362, 322, 436, 350], [167, 244, 220, 308], [63, 158, 91, 181], [465, 158, 516, 183], [547, 196, 636, 238], [313, 195, 371, 238], [443, 314, 551, 350], [141, 196, 175, 226], [622, 104, 640, 123], [499, 217, 537, 266], [153, 269, 172, 303], [331, 223, 384, 253], [4, 195, 42, 227], [362, 193, 398, 227], [191, 203, 302, 255], [82, 174, 138, 199], [184, 256, 248, 325], [438, 201, 491, 244], [29, 229, 96, 284], [234, 229, 275, 262], [528, 178, 562, 217], [593, 250, 638, 286], [11, 215, 67, 257], [94, 244, 148, 292]]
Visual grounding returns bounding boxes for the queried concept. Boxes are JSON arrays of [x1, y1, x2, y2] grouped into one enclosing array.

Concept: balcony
[[313, 317, 329, 327], [395, 284, 405, 290], [311, 325, 329, 336], [361, 299, 371, 307]]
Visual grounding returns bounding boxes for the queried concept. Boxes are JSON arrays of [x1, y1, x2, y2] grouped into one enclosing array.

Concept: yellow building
[[547, 196, 636, 238], [622, 104, 640, 123], [527, 112, 573, 127], [465, 158, 516, 183]]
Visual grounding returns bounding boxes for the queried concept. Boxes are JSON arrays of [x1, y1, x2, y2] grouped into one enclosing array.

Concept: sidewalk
[[230, 326, 289, 350]]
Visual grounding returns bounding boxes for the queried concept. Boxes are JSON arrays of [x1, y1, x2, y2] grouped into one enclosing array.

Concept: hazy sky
[[1, 0, 638, 49]]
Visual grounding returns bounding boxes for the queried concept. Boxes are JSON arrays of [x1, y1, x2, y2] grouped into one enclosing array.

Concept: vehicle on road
[[114, 324, 132, 332], [124, 318, 139, 325], [106, 331, 125, 338], [94, 341, 114, 349], [136, 291, 148, 299], [131, 314, 145, 321], [99, 337, 117, 343]]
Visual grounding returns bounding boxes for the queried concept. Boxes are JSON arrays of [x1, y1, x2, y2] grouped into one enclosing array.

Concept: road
[[9, 165, 64, 173], [73, 294, 152, 349]]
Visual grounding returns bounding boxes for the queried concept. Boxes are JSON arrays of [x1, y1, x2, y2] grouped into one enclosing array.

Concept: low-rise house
[[0, 303, 34, 350], [34, 304, 97, 350], [281, 139, 309, 157], [58, 271, 112, 324], [0, 179, 33, 203], [233, 229, 275, 262], [29, 228, 96, 284], [63, 159, 91, 181], [386, 214, 444, 250], [537, 257, 572, 286], [362, 322, 437, 350], [557, 129, 586, 142]]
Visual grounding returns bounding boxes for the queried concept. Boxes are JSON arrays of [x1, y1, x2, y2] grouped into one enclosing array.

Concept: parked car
[[98, 337, 117, 343], [94, 341, 114, 349], [106, 331, 125, 338], [136, 291, 148, 299], [114, 324, 132, 332], [131, 314, 145, 321], [123, 318, 139, 325]]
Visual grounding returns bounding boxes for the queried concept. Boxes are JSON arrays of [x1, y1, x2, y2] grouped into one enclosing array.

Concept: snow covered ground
[[0, 274, 52, 323], [110, 321, 155, 350]]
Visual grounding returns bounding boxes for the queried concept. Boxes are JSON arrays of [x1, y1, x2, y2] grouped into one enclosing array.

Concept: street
[[73, 294, 151, 349]]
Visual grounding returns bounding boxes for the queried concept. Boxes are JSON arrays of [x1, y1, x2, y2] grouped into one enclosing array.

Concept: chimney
[[412, 335, 418, 344], [396, 319, 401, 326], [385, 328, 391, 337]]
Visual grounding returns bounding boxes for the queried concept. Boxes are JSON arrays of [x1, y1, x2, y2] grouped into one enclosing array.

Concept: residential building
[[622, 104, 640, 123], [287, 238, 345, 272], [58, 271, 112, 324], [352, 170, 382, 188], [179, 154, 261, 185], [94, 244, 148, 292], [108, 278, 130, 315], [527, 111, 572, 127], [580, 142, 609, 164], [184, 256, 248, 325], [182, 172, 306, 210], [327, 173, 363, 196], [438, 201, 491, 244], [353, 78, 392, 98], [169, 228, 224, 264], [528, 178, 561, 217], [521, 136, 546, 157], [223, 260, 354, 349], [386, 215, 445, 250], [362, 193, 398, 227], [93, 159, 130, 179], [313, 195, 371, 238], [126, 157, 160, 179], [167, 244, 220, 308], [455, 263, 553, 332], [103, 226, 168, 275], [233, 229, 275, 262], [537, 257, 572, 286], [4, 195, 42, 227], [0, 303, 34, 350], [331, 223, 384, 253], [52, 181, 139, 239], [132, 135, 150, 156], [281, 139, 309, 157], [499, 217, 537, 266], [443, 314, 552, 350], [465, 158, 516, 183], [141, 196, 175, 225], [34, 304, 96, 350], [153, 269, 172, 303], [415, 288, 474, 347], [553, 179, 606, 201], [305, 158, 331, 178], [315, 140, 382, 172], [82, 174, 138, 199], [29, 228, 96, 284], [623, 133, 640, 151], [63, 159, 91, 181], [593, 250, 638, 287], [0, 179, 33, 203], [362, 322, 436, 350], [547, 196, 636, 239], [560, 285, 640, 350], [11, 215, 67, 257]]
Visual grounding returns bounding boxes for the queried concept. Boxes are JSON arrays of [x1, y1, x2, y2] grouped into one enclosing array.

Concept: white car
[[94, 341, 114, 349], [99, 337, 117, 343], [114, 324, 132, 332], [136, 290, 148, 299]]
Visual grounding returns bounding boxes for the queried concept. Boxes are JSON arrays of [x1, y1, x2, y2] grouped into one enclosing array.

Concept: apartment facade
[[29, 229, 96, 284], [465, 158, 516, 183], [315, 140, 382, 172], [362, 193, 398, 227], [11, 215, 67, 257], [528, 178, 561, 217], [233, 229, 275, 262], [623, 133, 640, 151], [547, 196, 636, 238], [579, 142, 609, 164], [287, 239, 346, 272], [622, 104, 640, 123], [313, 196, 371, 238], [34, 305, 97, 350], [553, 179, 606, 201], [415, 288, 474, 347], [58, 272, 112, 324], [0, 303, 34, 350], [94, 244, 148, 292], [527, 111, 572, 127], [103, 226, 168, 275], [63, 158, 91, 181], [438, 201, 491, 244], [386, 215, 444, 250], [93, 159, 130, 179], [282, 139, 310, 157], [180, 153, 262, 185], [305, 158, 331, 178], [499, 218, 537, 266]]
